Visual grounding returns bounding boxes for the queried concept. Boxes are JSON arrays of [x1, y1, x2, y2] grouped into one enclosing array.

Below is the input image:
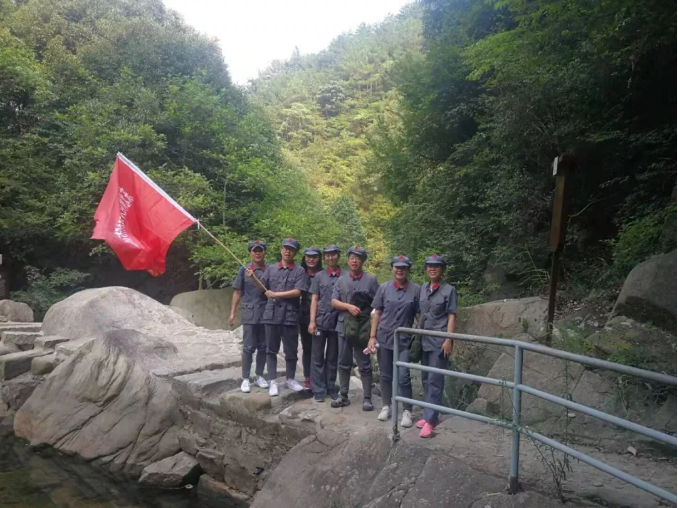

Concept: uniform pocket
[[241, 303, 255, 322], [263, 304, 274, 321]]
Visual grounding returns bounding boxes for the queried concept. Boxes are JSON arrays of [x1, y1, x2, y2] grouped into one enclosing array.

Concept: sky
[[162, 0, 412, 84]]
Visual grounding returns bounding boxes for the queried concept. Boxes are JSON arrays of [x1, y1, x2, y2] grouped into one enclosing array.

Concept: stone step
[[173, 367, 288, 405], [0, 343, 19, 356], [34, 335, 69, 350], [55, 338, 95, 364], [217, 377, 312, 417], [0, 349, 51, 381], [0, 322, 42, 333], [1, 331, 43, 351]]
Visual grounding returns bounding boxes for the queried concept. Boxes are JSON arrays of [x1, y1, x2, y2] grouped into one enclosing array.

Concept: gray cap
[[281, 237, 300, 251], [346, 246, 368, 260], [323, 244, 340, 253], [424, 254, 446, 266], [391, 255, 412, 268], [303, 246, 321, 256], [248, 240, 267, 252]]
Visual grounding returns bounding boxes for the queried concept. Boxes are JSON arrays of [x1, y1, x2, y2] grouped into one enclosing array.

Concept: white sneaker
[[254, 376, 269, 389], [286, 378, 304, 392], [269, 381, 279, 397], [240, 379, 251, 393], [401, 410, 413, 428], [378, 405, 391, 422]]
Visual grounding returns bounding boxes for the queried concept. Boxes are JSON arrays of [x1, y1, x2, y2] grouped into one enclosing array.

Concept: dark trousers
[[242, 324, 266, 379], [265, 324, 299, 380], [310, 330, 338, 396], [337, 333, 372, 397], [422, 350, 449, 423], [378, 346, 413, 411], [299, 322, 313, 379]]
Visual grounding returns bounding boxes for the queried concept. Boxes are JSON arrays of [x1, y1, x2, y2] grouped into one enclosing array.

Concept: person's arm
[[441, 287, 458, 358], [229, 289, 241, 328], [309, 294, 319, 334], [369, 309, 382, 351], [267, 288, 301, 299]]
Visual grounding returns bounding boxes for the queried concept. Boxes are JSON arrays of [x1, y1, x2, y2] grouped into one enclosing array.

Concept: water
[[0, 425, 198, 508]]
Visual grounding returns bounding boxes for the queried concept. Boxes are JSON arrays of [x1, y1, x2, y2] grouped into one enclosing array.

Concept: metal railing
[[392, 328, 677, 504]]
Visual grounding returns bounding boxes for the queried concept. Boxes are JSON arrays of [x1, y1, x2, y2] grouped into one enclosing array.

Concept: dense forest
[[1, 0, 675, 315]]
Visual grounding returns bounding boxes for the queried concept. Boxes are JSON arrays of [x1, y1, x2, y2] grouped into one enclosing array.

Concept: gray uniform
[[371, 281, 420, 410], [309, 268, 342, 396], [418, 281, 458, 423], [331, 271, 380, 397], [233, 263, 268, 379], [261, 262, 307, 380]]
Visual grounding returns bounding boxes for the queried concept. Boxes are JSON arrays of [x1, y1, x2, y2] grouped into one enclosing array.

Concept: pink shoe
[[420, 422, 435, 438], [416, 419, 426, 429], [304, 378, 311, 390]]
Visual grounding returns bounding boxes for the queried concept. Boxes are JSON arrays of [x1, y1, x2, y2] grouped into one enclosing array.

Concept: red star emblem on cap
[[432, 254, 437, 258], [288, 238, 293, 241], [398, 255, 404, 260], [255, 241, 260, 244]]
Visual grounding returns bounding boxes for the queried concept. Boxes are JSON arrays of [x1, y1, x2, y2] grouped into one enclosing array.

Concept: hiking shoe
[[362, 399, 374, 411], [304, 378, 311, 390], [254, 376, 269, 389], [416, 419, 426, 429], [314, 394, 325, 403], [328, 392, 339, 401], [330, 395, 350, 408], [240, 379, 251, 393], [378, 405, 391, 421], [420, 422, 435, 438], [401, 410, 413, 428], [269, 381, 279, 397], [286, 379, 304, 392]]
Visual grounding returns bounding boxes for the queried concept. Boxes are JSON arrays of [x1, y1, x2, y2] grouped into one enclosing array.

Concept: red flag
[[92, 153, 196, 276]]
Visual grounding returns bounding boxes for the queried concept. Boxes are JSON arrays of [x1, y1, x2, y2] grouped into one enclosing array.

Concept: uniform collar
[[349, 271, 363, 281], [428, 281, 442, 292], [249, 263, 265, 271], [393, 280, 408, 290], [278, 261, 295, 270], [327, 267, 341, 277], [306, 269, 318, 277]]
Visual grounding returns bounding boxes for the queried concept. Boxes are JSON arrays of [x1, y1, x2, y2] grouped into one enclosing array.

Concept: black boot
[[361, 373, 374, 411], [331, 370, 351, 408]]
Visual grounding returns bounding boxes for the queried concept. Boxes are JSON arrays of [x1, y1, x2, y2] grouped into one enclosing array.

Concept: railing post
[[392, 330, 400, 442], [509, 345, 523, 493]]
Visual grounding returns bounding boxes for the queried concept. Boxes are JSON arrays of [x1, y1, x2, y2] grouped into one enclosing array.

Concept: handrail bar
[[395, 327, 677, 386], [392, 327, 678, 505]]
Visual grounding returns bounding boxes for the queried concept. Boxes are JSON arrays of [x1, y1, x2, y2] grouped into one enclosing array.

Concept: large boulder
[[14, 287, 243, 479], [138, 451, 201, 487], [14, 329, 183, 476], [42, 286, 190, 339], [457, 296, 548, 338], [612, 250, 676, 330], [0, 300, 34, 322], [169, 288, 239, 330]]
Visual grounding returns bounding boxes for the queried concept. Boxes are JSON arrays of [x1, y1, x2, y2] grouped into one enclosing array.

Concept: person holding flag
[[261, 238, 308, 396], [229, 241, 269, 394]]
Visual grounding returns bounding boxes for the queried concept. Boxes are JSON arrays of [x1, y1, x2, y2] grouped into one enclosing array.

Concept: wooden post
[[546, 155, 575, 344]]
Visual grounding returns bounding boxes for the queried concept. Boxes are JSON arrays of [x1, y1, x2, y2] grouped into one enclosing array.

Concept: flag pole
[[196, 222, 268, 294]]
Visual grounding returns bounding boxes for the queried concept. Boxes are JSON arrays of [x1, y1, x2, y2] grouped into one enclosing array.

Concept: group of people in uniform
[[228, 238, 457, 439]]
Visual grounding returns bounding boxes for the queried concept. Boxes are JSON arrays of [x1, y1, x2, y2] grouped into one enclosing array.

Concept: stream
[[0, 422, 198, 508]]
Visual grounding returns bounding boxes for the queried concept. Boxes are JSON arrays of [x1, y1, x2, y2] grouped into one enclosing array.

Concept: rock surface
[[138, 451, 201, 487], [457, 296, 548, 338], [14, 287, 243, 480], [198, 474, 250, 508], [251, 427, 584, 508], [0, 300, 34, 322], [613, 250, 676, 330], [169, 288, 239, 330]]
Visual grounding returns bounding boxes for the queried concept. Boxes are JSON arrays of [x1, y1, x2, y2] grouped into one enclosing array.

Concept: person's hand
[[347, 304, 361, 316], [228, 314, 235, 327], [245, 268, 254, 277], [265, 290, 277, 299], [441, 338, 453, 358], [308, 322, 316, 335], [367, 336, 377, 353]]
